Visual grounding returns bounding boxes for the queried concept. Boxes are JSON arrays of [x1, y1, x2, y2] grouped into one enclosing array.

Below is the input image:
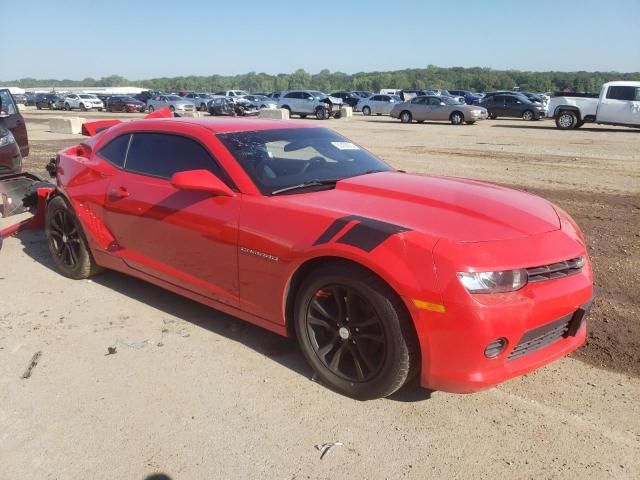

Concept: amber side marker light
[[412, 299, 446, 313]]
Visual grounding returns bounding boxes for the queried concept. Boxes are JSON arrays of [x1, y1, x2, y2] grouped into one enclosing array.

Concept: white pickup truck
[[547, 81, 640, 130]]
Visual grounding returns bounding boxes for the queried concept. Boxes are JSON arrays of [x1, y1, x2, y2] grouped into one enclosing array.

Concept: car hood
[[283, 172, 560, 243]]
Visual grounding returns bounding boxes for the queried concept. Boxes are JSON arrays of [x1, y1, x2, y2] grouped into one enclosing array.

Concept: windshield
[[79, 94, 93, 99], [441, 96, 463, 105], [121, 96, 137, 102], [309, 91, 326, 99], [217, 128, 392, 195], [166, 95, 182, 101]]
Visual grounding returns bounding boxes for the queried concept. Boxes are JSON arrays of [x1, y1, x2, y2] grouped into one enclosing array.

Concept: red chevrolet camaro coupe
[[45, 117, 593, 399]]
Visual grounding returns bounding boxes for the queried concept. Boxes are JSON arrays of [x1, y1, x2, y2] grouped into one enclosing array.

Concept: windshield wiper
[[271, 179, 337, 195]]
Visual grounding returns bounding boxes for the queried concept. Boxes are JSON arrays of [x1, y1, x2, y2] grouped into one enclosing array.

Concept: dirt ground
[[1, 108, 639, 479]]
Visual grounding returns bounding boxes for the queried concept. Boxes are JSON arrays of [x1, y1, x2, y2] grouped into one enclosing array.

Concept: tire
[[260, 104, 266, 109], [576, 120, 584, 128], [315, 107, 329, 120], [487, 111, 496, 119], [522, 110, 534, 121], [65, 103, 71, 111], [45, 196, 103, 280], [148, 105, 155, 113], [465, 121, 476, 125], [294, 263, 418, 400], [80, 103, 86, 111], [333, 111, 342, 119], [555, 110, 578, 130], [169, 105, 175, 113], [200, 103, 207, 112], [98, 108, 103, 112], [300, 114, 307, 119], [282, 105, 292, 117], [450, 111, 464, 125], [362, 106, 371, 116], [399, 111, 412, 123]]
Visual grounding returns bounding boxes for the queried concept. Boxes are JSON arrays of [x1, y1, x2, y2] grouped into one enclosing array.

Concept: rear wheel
[[555, 110, 578, 130], [362, 106, 371, 116], [169, 105, 175, 113], [45, 196, 102, 280], [65, 103, 71, 111], [399, 111, 412, 123], [200, 103, 207, 112], [295, 264, 418, 399], [300, 114, 307, 119], [148, 105, 155, 113]]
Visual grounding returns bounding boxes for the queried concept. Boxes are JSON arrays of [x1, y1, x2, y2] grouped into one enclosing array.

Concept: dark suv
[[0, 89, 29, 173], [480, 93, 546, 120], [35, 93, 63, 110]]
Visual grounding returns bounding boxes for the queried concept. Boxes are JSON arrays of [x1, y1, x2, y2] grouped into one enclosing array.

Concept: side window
[[97, 134, 131, 168], [124, 133, 226, 181], [428, 97, 440, 106], [0, 90, 17, 115], [283, 92, 296, 99], [606, 86, 637, 101], [370, 95, 380, 101]]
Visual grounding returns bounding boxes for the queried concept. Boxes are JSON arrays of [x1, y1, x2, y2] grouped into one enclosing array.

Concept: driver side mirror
[[170, 169, 235, 197]]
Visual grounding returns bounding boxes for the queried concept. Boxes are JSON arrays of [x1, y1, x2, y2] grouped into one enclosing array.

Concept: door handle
[[107, 187, 130, 201]]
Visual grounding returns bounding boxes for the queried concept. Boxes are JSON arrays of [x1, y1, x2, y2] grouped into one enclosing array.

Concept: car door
[[409, 96, 429, 120], [429, 97, 449, 120], [504, 96, 521, 117], [300, 92, 316, 113], [597, 85, 640, 125], [0, 90, 29, 157], [101, 131, 241, 306]]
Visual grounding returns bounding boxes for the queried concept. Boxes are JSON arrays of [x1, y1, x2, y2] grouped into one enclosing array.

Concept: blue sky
[[1, 0, 638, 80]]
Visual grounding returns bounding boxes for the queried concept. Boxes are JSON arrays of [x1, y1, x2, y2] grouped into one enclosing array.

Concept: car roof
[[120, 117, 318, 134]]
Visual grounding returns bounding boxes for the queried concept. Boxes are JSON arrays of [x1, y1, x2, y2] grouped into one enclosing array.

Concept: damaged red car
[[3, 117, 593, 399]]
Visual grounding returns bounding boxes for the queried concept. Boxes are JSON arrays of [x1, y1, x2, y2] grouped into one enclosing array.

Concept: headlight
[[457, 269, 528, 293], [473, 109, 483, 114], [0, 129, 16, 147]]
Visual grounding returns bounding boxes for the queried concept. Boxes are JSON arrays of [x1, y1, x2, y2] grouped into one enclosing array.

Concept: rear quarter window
[[97, 134, 131, 168]]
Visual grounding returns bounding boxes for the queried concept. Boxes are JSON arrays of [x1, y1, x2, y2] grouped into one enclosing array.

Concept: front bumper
[[413, 229, 593, 393], [469, 110, 488, 120]]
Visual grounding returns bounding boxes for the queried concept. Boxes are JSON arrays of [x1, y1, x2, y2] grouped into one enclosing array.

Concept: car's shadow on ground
[[15, 230, 433, 403]]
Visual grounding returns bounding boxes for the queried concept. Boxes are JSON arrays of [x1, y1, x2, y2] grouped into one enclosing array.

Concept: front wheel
[[295, 264, 418, 400], [450, 111, 464, 125], [45, 196, 103, 280], [522, 110, 534, 121], [148, 105, 155, 113], [200, 103, 207, 112], [555, 110, 578, 130], [315, 107, 329, 120], [65, 103, 71, 111], [79, 103, 86, 111], [362, 106, 371, 116]]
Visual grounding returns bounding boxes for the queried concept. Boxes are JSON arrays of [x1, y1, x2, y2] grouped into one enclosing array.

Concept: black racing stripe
[[313, 217, 352, 246], [336, 218, 410, 252]]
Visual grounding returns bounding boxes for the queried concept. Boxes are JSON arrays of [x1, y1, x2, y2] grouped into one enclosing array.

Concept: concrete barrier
[[177, 111, 205, 118], [339, 106, 353, 118], [259, 108, 289, 120], [49, 116, 86, 135]]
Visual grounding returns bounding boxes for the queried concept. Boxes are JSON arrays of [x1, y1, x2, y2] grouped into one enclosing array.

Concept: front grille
[[526, 256, 584, 283], [507, 313, 573, 360]]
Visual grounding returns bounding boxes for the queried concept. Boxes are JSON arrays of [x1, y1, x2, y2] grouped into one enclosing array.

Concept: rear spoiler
[[81, 106, 174, 136]]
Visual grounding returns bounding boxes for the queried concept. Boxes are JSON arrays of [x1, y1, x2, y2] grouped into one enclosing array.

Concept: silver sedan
[[147, 95, 196, 114], [240, 95, 278, 109], [390, 96, 488, 125]]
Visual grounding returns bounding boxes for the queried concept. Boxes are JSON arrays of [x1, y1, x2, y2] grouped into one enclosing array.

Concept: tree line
[[3, 65, 639, 93]]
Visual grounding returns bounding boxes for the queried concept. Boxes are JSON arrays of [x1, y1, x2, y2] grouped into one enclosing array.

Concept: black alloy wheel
[[48, 208, 81, 269], [45, 196, 102, 279], [305, 285, 386, 383], [295, 264, 418, 399]]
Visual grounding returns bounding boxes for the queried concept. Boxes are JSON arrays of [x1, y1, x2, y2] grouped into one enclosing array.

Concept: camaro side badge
[[314, 215, 410, 252], [240, 247, 279, 262]]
